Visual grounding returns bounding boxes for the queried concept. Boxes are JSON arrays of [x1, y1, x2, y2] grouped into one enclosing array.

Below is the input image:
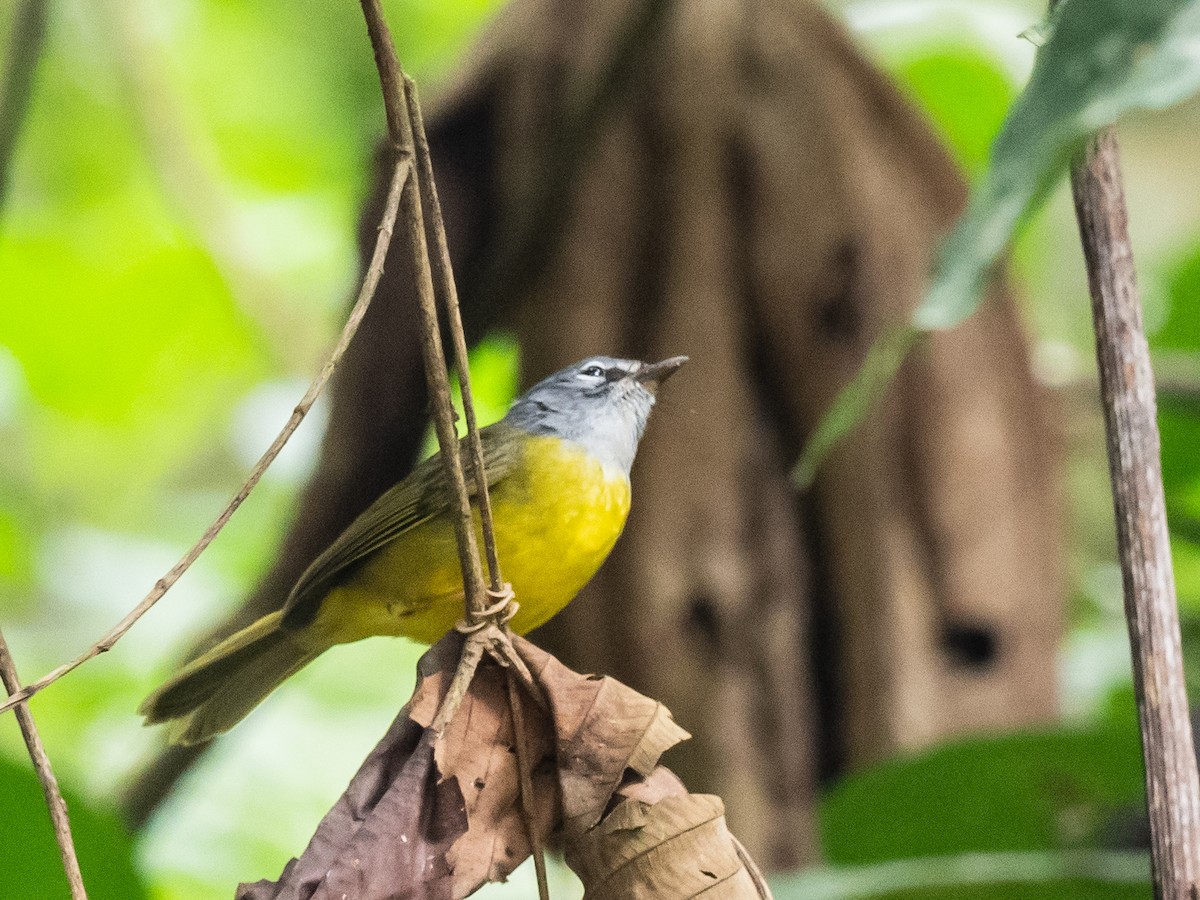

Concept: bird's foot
[[455, 582, 518, 634]]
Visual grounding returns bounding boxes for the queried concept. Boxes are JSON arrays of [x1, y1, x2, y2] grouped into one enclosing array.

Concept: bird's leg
[[470, 586, 547, 711]]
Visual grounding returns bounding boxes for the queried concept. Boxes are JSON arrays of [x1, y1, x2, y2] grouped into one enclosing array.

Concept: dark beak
[[635, 355, 688, 393]]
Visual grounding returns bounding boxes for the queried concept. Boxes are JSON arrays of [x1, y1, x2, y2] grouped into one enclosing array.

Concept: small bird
[[140, 355, 687, 744]]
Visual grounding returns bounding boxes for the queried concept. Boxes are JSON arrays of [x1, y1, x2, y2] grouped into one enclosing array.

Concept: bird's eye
[[581, 365, 605, 378]]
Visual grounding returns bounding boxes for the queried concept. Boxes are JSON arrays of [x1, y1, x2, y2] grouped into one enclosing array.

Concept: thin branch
[[0, 154, 411, 717], [407, 77, 505, 594], [357, 0, 406, 153], [733, 835, 773, 898], [357, 7, 546, 896], [0, 628, 88, 900], [410, 85, 552, 894], [0, 0, 49, 216], [358, 0, 490, 622], [429, 631, 488, 736], [1070, 126, 1200, 897], [507, 670, 550, 898]]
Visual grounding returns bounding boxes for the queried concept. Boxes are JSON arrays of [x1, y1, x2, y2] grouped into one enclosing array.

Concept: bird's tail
[[139, 610, 323, 745]]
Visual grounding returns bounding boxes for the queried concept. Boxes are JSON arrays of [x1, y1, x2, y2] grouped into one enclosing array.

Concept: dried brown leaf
[[238, 632, 761, 900], [410, 635, 560, 899], [236, 638, 467, 900], [566, 792, 765, 899], [407, 633, 690, 897], [515, 637, 691, 836], [614, 765, 688, 808]]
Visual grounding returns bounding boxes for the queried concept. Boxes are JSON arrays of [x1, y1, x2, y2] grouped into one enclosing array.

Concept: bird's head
[[504, 355, 688, 475]]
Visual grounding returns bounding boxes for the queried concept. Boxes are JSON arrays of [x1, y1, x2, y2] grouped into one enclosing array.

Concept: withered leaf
[[410, 636, 560, 899], [613, 765, 688, 808], [238, 632, 763, 900], [236, 640, 467, 900], [406, 632, 691, 898], [566, 793, 764, 899], [515, 637, 690, 836]]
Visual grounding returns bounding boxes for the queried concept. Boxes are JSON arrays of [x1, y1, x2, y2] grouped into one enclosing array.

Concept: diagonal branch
[[357, 0, 491, 622], [0, 628, 87, 900], [507, 669, 551, 897], [0, 148, 411, 718]]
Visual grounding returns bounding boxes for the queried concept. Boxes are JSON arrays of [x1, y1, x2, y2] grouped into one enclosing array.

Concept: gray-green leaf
[[796, 0, 1200, 486]]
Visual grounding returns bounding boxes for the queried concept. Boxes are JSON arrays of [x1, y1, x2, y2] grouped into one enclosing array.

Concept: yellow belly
[[314, 435, 632, 645]]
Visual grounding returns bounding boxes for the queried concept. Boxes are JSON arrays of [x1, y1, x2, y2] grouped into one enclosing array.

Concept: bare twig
[[0, 0, 48, 216], [409, 63, 551, 900], [1070, 126, 1200, 898], [0, 629, 88, 900], [357, 6, 548, 895], [733, 835, 773, 898], [496, 637, 548, 712], [507, 670, 551, 898], [428, 631, 488, 736], [0, 152, 411, 718], [358, 0, 490, 621], [407, 78, 506, 595]]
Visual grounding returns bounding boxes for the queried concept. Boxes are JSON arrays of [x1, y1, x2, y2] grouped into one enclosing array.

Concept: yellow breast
[[320, 434, 631, 645]]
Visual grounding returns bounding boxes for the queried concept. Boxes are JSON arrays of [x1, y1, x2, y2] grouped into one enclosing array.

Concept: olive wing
[[281, 425, 522, 627]]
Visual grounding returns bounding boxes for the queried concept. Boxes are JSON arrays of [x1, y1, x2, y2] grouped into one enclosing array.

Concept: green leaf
[[820, 726, 1145, 865], [917, 0, 1200, 332], [770, 850, 1150, 900], [797, 0, 1200, 484], [791, 327, 917, 489], [0, 753, 148, 898]]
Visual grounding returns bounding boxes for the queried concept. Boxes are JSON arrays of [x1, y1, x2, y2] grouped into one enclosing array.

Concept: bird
[[140, 354, 687, 744]]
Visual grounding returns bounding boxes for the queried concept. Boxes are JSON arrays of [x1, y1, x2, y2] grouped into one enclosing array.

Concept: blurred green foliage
[[895, 50, 1017, 177], [0, 754, 147, 898], [766, 722, 1153, 897], [820, 726, 1145, 864], [2, 0, 1200, 898], [771, 852, 1149, 900]]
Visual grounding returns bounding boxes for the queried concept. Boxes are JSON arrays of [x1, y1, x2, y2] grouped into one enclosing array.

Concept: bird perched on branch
[[140, 355, 687, 744]]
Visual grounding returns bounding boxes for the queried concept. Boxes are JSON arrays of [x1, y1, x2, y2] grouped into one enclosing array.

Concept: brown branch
[[507, 670, 550, 898], [0, 628, 88, 899], [407, 73, 553, 890], [429, 630, 487, 736], [407, 78, 505, 594], [0, 153, 412, 718], [358, 0, 490, 621], [1070, 126, 1200, 897], [357, 6, 547, 896], [0, 0, 48, 217]]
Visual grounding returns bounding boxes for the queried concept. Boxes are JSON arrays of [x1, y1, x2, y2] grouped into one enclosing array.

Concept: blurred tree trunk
[[122, 0, 1064, 871]]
